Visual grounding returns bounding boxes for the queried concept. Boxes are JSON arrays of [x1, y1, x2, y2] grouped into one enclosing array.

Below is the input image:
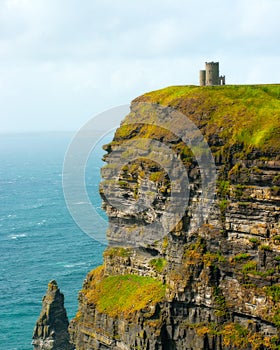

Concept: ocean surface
[[0, 132, 110, 350]]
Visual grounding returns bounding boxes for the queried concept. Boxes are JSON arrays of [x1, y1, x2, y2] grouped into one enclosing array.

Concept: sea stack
[[32, 280, 74, 350]]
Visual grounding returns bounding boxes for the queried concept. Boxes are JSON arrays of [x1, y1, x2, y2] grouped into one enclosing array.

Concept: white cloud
[[0, 0, 279, 133], [236, 0, 280, 37]]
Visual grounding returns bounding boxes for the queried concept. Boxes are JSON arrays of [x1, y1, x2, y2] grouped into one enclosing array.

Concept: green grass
[[219, 322, 280, 349], [103, 247, 132, 259], [264, 285, 280, 303], [242, 261, 257, 273], [213, 287, 227, 317], [233, 253, 251, 262], [259, 244, 272, 251], [107, 86, 280, 195], [203, 251, 226, 266], [149, 171, 166, 182], [249, 237, 259, 244], [149, 257, 167, 273], [264, 285, 280, 328], [217, 180, 230, 198], [83, 267, 166, 318], [132, 84, 280, 154], [271, 186, 280, 196], [219, 198, 228, 218], [184, 321, 279, 349], [273, 175, 280, 185]]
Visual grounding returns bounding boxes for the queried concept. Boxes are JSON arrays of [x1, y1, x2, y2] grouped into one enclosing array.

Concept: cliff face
[[33, 280, 74, 350], [70, 85, 280, 349]]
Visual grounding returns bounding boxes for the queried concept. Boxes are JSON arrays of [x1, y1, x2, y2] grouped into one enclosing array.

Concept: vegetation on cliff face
[[81, 266, 165, 318], [107, 85, 280, 195], [187, 321, 279, 349]]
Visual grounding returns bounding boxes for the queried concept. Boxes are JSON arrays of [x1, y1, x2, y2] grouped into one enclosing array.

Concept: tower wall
[[220, 75, 226, 85], [205, 62, 220, 86], [199, 70, 206, 86]]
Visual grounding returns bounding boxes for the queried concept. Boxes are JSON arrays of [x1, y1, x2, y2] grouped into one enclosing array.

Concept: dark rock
[[32, 280, 74, 350]]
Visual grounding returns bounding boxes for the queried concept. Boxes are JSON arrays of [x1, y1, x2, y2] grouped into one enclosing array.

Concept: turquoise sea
[[0, 132, 108, 350]]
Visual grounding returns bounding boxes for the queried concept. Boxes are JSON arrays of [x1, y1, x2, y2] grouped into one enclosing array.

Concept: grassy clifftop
[[133, 84, 280, 154], [81, 266, 165, 319]]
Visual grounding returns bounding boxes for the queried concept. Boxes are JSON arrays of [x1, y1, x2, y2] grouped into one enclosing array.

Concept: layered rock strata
[[33, 280, 74, 350], [70, 85, 280, 349]]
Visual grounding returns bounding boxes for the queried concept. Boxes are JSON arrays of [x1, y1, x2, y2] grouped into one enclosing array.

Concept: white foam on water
[[8, 233, 27, 240]]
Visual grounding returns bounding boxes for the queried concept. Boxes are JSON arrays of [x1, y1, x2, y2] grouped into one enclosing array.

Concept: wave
[[8, 233, 27, 240], [0, 180, 16, 185], [7, 214, 17, 218], [63, 262, 87, 268], [36, 220, 47, 226], [21, 203, 45, 210]]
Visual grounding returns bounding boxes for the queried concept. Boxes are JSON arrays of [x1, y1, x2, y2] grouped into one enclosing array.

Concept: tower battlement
[[199, 62, 225, 86], [205, 61, 218, 66]]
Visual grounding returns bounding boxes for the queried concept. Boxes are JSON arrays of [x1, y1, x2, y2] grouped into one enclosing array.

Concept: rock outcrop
[[33, 280, 74, 350], [70, 85, 280, 349]]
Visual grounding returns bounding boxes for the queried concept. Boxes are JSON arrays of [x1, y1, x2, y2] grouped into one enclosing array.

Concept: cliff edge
[[70, 85, 280, 349]]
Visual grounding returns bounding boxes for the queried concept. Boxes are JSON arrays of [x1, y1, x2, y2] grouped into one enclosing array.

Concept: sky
[[1, 0, 280, 133]]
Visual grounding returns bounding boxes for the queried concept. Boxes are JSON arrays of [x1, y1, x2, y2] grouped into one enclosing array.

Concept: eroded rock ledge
[[70, 85, 280, 349]]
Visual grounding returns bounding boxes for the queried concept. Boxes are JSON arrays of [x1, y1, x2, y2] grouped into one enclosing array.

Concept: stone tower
[[205, 62, 219, 85], [199, 70, 206, 86], [199, 62, 225, 86]]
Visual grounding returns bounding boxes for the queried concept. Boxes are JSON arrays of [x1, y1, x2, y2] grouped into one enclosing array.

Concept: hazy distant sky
[[1, 0, 280, 133]]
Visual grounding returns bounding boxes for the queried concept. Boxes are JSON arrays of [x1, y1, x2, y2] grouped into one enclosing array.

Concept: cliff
[[70, 85, 280, 349], [33, 280, 74, 350]]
